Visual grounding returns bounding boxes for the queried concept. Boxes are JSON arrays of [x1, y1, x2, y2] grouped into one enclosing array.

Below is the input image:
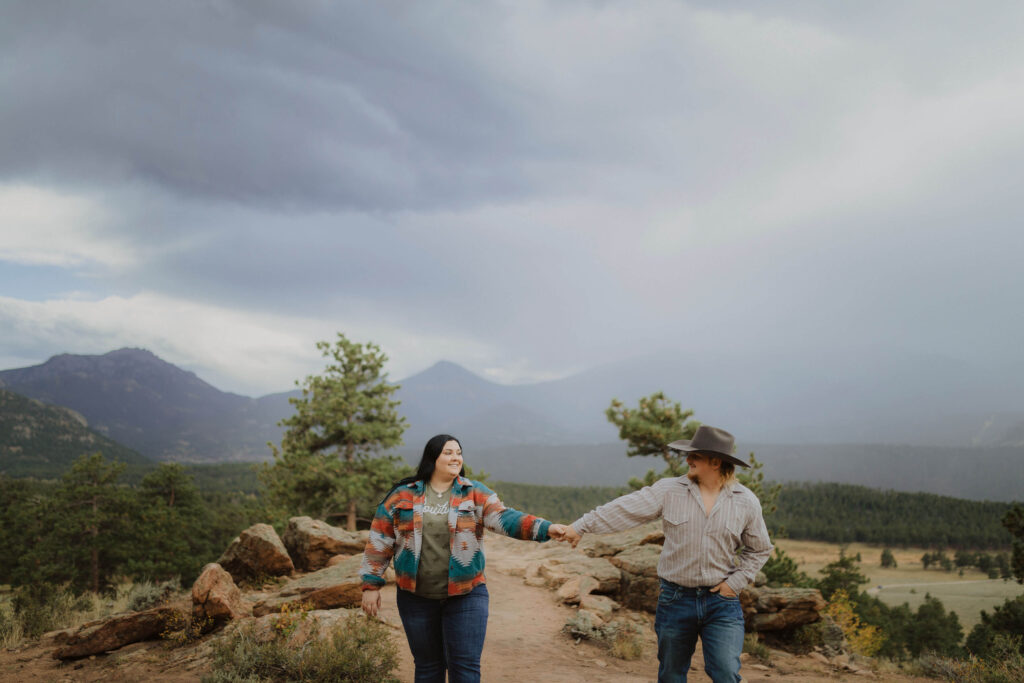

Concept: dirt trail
[[378, 534, 932, 683]]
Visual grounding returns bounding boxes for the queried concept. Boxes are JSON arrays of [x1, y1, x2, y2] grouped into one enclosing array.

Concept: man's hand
[[710, 581, 737, 598], [361, 589, 381, 617], [548, 524, 568, 541], [562, 525, 582, 548]]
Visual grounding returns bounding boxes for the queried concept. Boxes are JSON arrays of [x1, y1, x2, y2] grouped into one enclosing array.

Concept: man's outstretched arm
[[566, 483, 666, 546]]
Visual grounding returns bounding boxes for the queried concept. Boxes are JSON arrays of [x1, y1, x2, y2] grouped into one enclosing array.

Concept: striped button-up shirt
[[571, 477, 773, 594]]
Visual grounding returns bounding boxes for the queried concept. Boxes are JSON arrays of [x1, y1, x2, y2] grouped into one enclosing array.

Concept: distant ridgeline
[[0, 388, 149, 477], [770, 482, 1017, 549]]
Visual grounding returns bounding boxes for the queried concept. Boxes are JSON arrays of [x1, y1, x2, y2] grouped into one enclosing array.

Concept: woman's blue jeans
[[654, 579, 746, 683], [396, 583, 489, 683]]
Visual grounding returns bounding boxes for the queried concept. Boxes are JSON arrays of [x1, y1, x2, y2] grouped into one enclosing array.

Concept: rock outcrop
[[217, 523, 294, 582], [569, 522, 828, 633], [282, 516, 366, 571], [740, 585, 827, 631], [252, 555, 367, 617]]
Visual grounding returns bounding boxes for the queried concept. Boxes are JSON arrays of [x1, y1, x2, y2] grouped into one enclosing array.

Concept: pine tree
[[881, 548, 897, 568], [126, 463, 207, 581], [818, 548, 869, 601], [606, 392, 699, 489], [1003, 504, 1024, 584], [261, 334, 407, 530], [32, 453, 134, 592]]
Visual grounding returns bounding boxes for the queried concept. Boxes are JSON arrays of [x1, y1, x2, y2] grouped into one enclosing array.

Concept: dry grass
[[775, 539, 1024, 631], [0, 579, 182, 649]]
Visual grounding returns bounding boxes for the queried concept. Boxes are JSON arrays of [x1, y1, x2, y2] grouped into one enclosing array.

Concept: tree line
[[770, 481, 1015, 549], [0, 456, 263, 593]]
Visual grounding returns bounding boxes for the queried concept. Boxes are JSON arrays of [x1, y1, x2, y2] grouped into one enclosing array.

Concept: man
[[561, 426, 772, 683]]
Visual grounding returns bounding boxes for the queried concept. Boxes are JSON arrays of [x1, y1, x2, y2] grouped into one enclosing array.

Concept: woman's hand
[[361, 589, 381, 617], [548, 524, 582, 548]]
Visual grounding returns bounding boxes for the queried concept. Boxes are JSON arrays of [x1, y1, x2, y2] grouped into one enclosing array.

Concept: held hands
[[710, 581, 737, 598], [361, 589, 381, 617], [548, 524, 582, 548]]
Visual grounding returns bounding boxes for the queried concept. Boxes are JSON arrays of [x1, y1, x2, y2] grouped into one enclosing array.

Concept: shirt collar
[[676, 476, 739, 497], [408, 476, 470, 492]]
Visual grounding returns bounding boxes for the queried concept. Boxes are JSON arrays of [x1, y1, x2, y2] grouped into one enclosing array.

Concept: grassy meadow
[[775, 538, 1023, 632]]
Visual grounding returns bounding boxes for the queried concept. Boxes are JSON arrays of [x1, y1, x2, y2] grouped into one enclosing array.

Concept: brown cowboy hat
[[667, 425, 750, 468]]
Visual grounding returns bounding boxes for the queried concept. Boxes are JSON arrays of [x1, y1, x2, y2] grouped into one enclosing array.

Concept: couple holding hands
[[360, 427, 773, 683]]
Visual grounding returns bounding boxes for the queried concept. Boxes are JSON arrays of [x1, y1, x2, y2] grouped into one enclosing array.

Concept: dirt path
[[377, 534, 932, 683], [376, 563, 661, 682]]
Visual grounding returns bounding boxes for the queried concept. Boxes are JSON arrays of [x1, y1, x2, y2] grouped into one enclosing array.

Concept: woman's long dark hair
[[379, 434, 464, 505]]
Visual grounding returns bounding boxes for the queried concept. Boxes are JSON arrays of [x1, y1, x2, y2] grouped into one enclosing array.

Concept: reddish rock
[[53, 606, 182, 659], [192, 563, 250, 623], [282, 516, 366, 571], [218, 523, 294, 582]]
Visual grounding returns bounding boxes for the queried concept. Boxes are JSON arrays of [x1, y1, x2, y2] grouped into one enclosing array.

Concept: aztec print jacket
[[360, 476, 552, 596]]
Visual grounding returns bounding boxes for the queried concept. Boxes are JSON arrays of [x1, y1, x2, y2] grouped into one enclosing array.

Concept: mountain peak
[[408, 360, 494, 385]]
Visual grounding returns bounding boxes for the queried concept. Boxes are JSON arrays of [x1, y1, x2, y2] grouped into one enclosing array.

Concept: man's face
[[685, 452, 718, 483]]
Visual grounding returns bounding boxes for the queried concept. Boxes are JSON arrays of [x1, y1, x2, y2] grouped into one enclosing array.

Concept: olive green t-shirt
[[415, 484, 452, 599]]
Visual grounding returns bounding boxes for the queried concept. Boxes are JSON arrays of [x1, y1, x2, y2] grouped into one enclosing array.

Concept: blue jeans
[[654, 579, 746, 683], [396, 583, 489, 683]]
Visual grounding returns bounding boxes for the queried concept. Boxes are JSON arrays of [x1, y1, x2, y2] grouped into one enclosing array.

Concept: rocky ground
[[0, 518, 936, 682]]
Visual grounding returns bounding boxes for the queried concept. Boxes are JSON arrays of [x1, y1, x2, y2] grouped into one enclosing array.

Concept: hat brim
[[667, 440, 750, 468]]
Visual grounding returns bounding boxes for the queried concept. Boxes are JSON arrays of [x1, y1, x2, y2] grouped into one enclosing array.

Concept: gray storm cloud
[[1, 0, 1023, 394]]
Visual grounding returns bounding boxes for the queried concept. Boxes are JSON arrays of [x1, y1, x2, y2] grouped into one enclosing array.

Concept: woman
[[360, 434, 566, 683]]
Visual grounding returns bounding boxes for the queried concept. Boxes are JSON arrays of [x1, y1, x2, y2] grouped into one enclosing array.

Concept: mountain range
[[1, 348, 1023, 500]]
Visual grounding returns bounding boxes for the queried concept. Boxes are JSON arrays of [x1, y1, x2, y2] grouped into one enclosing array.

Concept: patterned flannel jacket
[[360, 476, 552, 596]]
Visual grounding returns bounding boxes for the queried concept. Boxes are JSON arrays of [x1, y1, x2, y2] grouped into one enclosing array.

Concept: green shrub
[[124, 578, 178, 612], [10, 583, 91, 639], [743, 633, 771, 664], [789, 621, 825, 654], [913, 635, 1024, 683], [0, 600, 22, 649], [563, 612, 645, 660], [204, 613, 399, 683], [608, 627, 644, 661]]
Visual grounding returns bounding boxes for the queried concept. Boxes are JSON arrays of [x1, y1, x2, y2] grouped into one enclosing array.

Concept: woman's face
[[434, 440, 463, 479]]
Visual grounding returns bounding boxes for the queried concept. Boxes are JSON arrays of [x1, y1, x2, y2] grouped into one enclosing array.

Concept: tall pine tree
[[261, 334, 407, 530], [30, 453, 134, 592]]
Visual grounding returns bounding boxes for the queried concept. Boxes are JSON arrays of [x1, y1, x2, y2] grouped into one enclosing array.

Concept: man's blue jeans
[[654, 579, 746, 683], [396, 583, 489, 683]]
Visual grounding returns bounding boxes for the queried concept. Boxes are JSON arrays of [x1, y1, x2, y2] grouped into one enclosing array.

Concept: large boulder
[[218, 523, 294, 582], [192, 563, 250, 624], [53, 606, 183, 659], [282, 516, 366, 571], [252, 555, 368, 617], [740, 586, 826, 631]]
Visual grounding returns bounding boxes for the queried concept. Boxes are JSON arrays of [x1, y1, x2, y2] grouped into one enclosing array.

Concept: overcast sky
[[1, 0, 1023, 397]]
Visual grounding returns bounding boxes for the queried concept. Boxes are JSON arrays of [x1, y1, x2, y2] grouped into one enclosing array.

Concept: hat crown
[[690, 426, 735, 455]]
